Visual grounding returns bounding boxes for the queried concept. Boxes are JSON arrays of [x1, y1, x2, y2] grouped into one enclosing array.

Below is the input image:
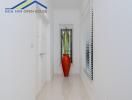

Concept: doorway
[[36, 13, 49, 94]]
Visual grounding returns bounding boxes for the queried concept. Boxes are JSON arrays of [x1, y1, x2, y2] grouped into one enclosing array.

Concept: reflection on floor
[[37, 75, 89, 100]]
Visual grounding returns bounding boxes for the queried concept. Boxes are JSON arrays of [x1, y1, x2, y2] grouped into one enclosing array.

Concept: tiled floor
[[37, 75, 89, 100]]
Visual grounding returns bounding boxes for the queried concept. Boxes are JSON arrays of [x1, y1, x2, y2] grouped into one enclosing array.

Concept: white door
[[37, 16, 48, 93]]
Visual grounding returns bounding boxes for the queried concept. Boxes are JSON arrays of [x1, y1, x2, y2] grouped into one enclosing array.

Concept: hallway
[[1, 0, 132, 100], [37, 75, 89, 100]]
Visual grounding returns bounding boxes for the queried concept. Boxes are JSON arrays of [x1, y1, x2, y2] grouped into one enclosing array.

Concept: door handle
[[40, 53, 45, 55]]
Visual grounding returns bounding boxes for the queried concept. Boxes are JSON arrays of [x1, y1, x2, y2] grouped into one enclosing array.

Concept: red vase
[[62, 54, 71, 77]]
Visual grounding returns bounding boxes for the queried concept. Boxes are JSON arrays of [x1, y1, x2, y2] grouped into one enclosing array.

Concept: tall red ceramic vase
[[62, 54, 71, 77]]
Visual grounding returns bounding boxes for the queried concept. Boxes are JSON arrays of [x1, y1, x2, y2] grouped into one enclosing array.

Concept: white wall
[[0, 1, 37, 100], [53, 10, 80, 74], [47, 0, 54, 80], [80, 0, 132, 100], [37, 0, 54, 83], [0, 0, 52, 100], [80, 0, 91, 76]]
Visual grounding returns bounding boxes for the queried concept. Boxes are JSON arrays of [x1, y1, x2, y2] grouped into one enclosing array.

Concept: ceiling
[[51, 0, 83, 10]]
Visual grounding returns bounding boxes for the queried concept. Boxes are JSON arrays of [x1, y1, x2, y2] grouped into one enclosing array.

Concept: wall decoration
[[60, 25, 73, 77], [85, 3, 94, 80]]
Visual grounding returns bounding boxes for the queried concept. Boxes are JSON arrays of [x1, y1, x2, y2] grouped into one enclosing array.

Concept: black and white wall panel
[[85, 1, 94, 80]]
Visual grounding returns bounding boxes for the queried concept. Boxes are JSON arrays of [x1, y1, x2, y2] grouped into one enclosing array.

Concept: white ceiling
[[51, 0, 83, 10]]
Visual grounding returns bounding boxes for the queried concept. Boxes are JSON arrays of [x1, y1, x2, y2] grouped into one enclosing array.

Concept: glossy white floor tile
[[37, 75, 89, 100]]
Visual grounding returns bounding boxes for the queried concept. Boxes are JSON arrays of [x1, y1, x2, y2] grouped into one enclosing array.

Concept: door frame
[[36, 12, 50, 96]]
